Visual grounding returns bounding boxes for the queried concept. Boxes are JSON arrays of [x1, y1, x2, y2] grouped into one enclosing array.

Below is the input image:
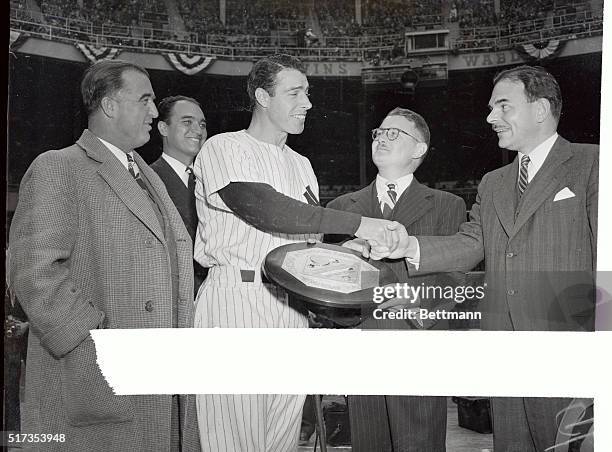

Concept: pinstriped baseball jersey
[[193, 129, 321, 451], [193, 129, 321, 271]]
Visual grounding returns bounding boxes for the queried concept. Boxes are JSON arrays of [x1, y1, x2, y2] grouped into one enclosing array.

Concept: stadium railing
[[10, 5, 603, 60], [452, 9, 602, 51], [10, 16, 391, 62]]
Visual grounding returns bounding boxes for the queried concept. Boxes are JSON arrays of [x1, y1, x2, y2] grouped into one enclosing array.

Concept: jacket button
[[506, 252, 514, 258], [145, 301, 154, 312], [144, 238, 154, 247]]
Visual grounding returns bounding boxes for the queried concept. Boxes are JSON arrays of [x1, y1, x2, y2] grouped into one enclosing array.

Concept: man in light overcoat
[[9, 60, 200, 451]]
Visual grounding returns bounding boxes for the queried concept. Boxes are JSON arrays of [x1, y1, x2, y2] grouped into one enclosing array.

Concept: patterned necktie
[[381, 182, 397, 219], [126, 153, 147, 190], [387, 183, 398, 205], [518, 155, 530, 195]]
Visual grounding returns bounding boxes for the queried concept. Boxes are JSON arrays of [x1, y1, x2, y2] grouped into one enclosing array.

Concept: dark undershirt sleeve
[[218, 182, 361, 235]]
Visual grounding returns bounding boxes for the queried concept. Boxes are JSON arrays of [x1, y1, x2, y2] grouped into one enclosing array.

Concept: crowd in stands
[[455, 0, 598, 49], [178, 0, 223, 38], [176, 0, 309, 47], [456, 0, 553, 30], [317, 0, 443, 38], [10, 0, 603, 56], [10, 0, 27, 11], [41, 0, 139, 27]]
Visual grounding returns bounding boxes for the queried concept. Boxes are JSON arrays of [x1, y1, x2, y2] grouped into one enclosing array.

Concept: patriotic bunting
[[10, 31, 29, 51], [516, 39, 564, 60], [164, 53, 214, 75], [75, 43, 120, 63]]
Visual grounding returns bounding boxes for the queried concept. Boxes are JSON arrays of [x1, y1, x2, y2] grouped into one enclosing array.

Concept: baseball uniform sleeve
[[196, 135, 262, 211], [219, 181, 362, 234]]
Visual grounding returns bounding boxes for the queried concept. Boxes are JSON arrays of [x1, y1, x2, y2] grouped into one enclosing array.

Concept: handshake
[[349, 217, 418, 260]]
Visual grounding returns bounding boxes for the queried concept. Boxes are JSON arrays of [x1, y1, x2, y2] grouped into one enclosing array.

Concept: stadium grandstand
[[5, 3, 605, 449], [9, 0, 603, 204], [10, 0, 603, 57]]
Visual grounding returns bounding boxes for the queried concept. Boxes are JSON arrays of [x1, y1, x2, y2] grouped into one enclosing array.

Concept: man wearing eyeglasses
[[9, 60, 200, 451], [368, 66, 598, 451], [152, 95, 209, 294], [326, 107, 466, 452]]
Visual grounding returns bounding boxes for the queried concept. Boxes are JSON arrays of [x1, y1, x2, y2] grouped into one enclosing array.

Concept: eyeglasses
[[371, 127, 421, 142]]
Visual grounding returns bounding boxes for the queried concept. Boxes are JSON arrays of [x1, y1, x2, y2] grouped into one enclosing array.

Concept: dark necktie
[[381, 182, 397, 219], [518, 155, 530, 195], [185, 166, 198, 239], [387, 183, 398, 205], [126, 153, 147, 191], [186, 166, 196, 194]]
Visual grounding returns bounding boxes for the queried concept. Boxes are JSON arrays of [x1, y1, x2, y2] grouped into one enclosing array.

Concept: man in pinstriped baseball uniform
[[192, 54, 400, 451]]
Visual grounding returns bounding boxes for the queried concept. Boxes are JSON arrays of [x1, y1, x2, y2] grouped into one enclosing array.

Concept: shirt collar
[[161, 153, 191, 187], [97, 136, 131, 170], [518, 132, 558, 182], [376, 173, 414, 204]]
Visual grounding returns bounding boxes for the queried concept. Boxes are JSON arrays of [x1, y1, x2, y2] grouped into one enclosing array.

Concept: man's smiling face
[[486, 79, 542, 154], [158, 100, 207, 161], [265, 68, 312, 135]]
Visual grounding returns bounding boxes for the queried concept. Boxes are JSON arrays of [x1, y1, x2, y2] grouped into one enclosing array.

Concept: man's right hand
[[369, 222, 418, 260], [342, 238, 371, 259], [354, 217, 397, 250]]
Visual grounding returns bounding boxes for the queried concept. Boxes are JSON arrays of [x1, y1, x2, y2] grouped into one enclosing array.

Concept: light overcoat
[[9, 130, 200, 451]]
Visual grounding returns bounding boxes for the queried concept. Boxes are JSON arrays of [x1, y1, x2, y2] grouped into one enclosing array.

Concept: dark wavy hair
[[247, 54, 306, 110], [157, 95, 201, 123]]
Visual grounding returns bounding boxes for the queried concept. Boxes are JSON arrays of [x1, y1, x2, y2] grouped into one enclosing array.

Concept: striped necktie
[[387, 183, 398, 205], [126, 153, 147, 190], [518, 155, 530, 195], [381, 182, 397, 219]]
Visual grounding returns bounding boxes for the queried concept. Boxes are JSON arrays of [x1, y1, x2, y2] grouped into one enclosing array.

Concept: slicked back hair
[[157, 95, 202, 123], [493, 65, 562, 121], [81, 59, 149, 116], [247, 54, 306, 110]]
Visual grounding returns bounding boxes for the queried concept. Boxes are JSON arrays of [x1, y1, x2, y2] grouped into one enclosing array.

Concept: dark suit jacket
[[150, 156, 197, 240], [327, 177, 467, 329], [326, 177, 466, 452], [151, 156, 208, 287], [414, 136, 598, 331], [9, 130, 200, 452]]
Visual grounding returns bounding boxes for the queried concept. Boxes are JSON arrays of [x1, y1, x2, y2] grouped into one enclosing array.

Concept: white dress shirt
[[376, 173, 413, 211], [97, 137, 133, 171], [161, 153, 191, 188], [517, 132, 558, 183], [407, 132, 559, 269]]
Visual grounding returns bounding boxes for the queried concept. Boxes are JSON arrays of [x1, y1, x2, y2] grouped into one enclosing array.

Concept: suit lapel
[[345, 181, 380, 218], [492, 160, 518, 237], [512, 136, 572, 238], [78, 130, 166, 243], [393, 179, 433, 228], [155, 158, 190, 201]]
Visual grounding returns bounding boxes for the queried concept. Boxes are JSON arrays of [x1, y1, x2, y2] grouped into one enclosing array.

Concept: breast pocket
[[544, 193, 581, 216]]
